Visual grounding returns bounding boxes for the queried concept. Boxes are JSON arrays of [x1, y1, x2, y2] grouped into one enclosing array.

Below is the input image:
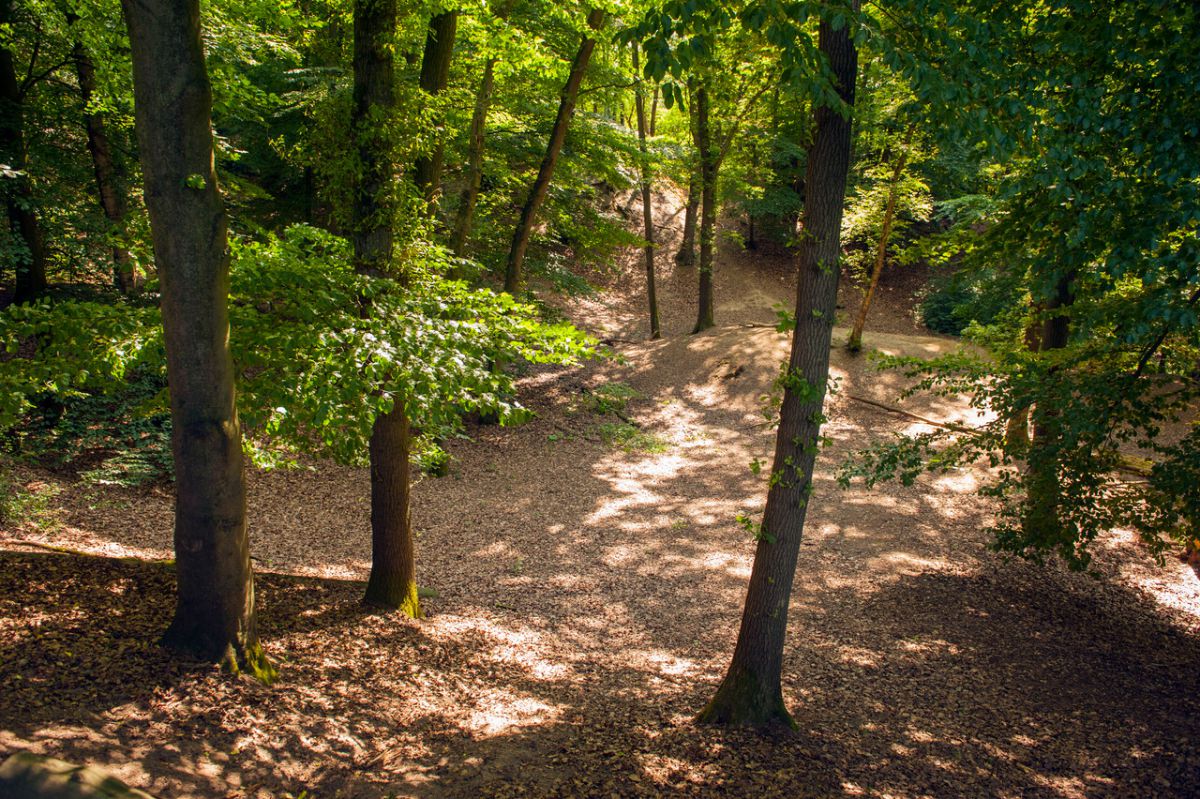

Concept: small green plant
[[596, 422, 667, 454]]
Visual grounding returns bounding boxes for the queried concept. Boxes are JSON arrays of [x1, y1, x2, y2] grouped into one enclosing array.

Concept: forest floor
[[2, 191, 1200, 798]]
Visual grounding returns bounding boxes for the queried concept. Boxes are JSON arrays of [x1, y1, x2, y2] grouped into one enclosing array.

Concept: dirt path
[[1, 193, 1198, 798]]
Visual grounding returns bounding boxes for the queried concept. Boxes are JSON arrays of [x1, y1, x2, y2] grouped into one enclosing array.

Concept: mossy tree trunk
[[1022, 272, 1075, 548], [698, 3, 858, 728], [121, 0, 269, 677], [503, 8, 604, 294], [351, 0, 420, 616]]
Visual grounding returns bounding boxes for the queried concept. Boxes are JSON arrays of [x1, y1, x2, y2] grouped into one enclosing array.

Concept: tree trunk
[[121, 0, 268, 677], [649, 84, 658, 136], [676, 171, 699, 266], [1003, 319, 1040, 453], [412, 11, 457, 207], [698, 4, 858, 728], [1, 0, 47, 303], [449, 57, 496, 255], [1022, 272, 1074, 546], [847, 125, 913, 352], [632, 48, 659, 339], [68, 15, 137, 294], [351, 0, 420, 615], [503, 8, 604, 294], [692, 84, 716, 333]]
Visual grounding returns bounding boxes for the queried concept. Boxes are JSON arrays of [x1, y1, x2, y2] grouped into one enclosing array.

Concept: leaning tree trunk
[[698, 4, 858, 728], [632, 47, 659, 339], [847, 125, 913, 352], [121, 0, 268, 677], [412, 10, 457, 206], [1, 0, 47, 303], [351, 0, 420, 616], [691, 83, 716, 333], [503, 8, 604, 294], [68, 15, 137, 294]]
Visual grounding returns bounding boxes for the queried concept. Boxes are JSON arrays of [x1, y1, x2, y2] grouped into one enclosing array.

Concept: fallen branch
[[844, 393, 975, 434]]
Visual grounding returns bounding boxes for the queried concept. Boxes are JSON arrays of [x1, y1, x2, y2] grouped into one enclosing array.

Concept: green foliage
[[0, 225, 598, 475]]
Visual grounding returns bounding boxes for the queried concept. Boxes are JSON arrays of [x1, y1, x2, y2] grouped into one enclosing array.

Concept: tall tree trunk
[[121, 0, 268, 677], [1022, 272, 1074, 546], [351, 0, 420, 616], [691, 83, 716, 333], [632, 48, 659, 339], [449, 57, 496, 254], [1, 0, 47, 303], [698, 4, 858, 728], [412, 10, 457, 207], [68, 14, 137, 294], [503, 8, 604, 294], [847, 125, 914, 351]]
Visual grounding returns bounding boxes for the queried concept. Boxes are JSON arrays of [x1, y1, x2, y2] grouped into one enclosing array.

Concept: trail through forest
[[2, 190, 1199, 798]]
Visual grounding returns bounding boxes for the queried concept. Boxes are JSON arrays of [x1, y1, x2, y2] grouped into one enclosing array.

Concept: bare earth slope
[[1, 193, 1198, 798]]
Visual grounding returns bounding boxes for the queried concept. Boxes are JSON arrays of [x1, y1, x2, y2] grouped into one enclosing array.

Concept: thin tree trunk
[[351, 0, 420, 616], [68, 14, 137, 294], [632, 47, 659, 339], [698, 3, 858, 728], [1, 0, 47, 303], [121, 0, 268, 677], [450, 56, 497, 255], [503, 8, 604, 294], [676, 172, 698, 266], [847, 125, 914, 351], [447, 0, 514, 248], [692, 83, 716, 333], [649, 84, 658, 136], [412, 11, 457, 207]]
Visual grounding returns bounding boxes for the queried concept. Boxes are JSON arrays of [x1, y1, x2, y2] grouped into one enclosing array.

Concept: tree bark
[[351, 0, 420, 615], [1, 0, 47, 303], [503, 8, 604, 294], [68, 14, 137, 294], [121, 0, 268, 676], [698, 4, 858, 728], [847, 125, 914, 351], [632, 48, 659, 339], [691, 83, 716, 333], [412, 11, 457, 207]]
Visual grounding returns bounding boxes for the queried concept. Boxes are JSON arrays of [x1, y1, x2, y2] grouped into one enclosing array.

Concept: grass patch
[[596, 422, 668, 454]]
